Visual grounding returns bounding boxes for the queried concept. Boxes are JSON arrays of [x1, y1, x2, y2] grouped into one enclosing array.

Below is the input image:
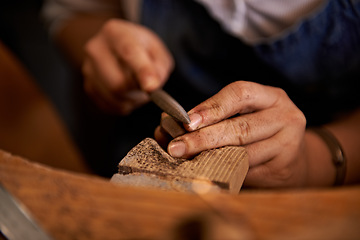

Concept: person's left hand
[[155, 81, 307, 188]]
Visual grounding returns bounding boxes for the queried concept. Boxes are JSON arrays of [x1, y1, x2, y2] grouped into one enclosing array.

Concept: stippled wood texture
[[112, 138, 249, 194]]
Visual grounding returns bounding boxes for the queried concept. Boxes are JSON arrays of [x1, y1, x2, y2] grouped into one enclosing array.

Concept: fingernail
[[168, 141, 186, 158], [188, 113, 202, 131], [143, 76, 159, 92]]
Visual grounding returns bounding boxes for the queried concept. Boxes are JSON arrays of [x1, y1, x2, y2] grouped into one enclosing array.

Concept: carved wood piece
[[111, 138, 249, 194]]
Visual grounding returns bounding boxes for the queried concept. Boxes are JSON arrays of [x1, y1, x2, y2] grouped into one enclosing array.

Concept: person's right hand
[[82, 19, 174, 115]]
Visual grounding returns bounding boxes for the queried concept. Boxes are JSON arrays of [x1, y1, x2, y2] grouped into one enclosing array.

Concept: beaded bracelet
[[310, 127, 346, 186]]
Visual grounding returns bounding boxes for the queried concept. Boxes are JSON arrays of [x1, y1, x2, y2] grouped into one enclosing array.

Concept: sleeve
[[41, 0, 122, 36]]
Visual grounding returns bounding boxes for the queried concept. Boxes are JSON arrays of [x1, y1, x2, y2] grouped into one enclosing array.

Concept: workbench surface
[[1, 150, 359, 240]]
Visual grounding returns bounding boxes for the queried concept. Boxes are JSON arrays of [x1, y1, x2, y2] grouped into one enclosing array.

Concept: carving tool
[[0, 184, 53, 240], [149, 89, 191, 124]]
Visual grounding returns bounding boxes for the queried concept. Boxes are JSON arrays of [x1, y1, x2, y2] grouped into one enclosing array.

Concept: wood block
[[111, 138, 249, 194]]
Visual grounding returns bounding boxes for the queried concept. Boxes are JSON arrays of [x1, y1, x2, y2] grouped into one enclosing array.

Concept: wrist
[[304, 130, 336, 187], [309, 127, 346, 186]]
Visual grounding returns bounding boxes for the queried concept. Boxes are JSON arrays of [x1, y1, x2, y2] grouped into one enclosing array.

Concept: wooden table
[[1, 150, 359, 239]]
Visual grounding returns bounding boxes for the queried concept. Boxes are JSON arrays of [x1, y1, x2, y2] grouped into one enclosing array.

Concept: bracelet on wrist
[[310, 127, 346, 186]]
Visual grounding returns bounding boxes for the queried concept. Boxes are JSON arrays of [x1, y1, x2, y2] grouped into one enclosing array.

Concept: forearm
[[55, 13, 116, 68], [306, 108, 360, 187], [42, 0, 124, 67]]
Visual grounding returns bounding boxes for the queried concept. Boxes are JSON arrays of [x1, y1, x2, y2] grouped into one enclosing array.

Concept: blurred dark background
[[0, 0, 76, 133], [0, 1, 160, 176]]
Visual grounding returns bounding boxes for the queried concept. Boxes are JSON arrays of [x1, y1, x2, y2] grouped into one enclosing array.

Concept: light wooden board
[[113, 138, 249, 193]]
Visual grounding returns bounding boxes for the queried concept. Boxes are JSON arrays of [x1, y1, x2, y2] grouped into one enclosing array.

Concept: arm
[[55, 13, 117, 68]]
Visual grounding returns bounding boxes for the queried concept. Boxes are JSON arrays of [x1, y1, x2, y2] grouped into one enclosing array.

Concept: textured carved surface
[[112, 138, 249, 194]]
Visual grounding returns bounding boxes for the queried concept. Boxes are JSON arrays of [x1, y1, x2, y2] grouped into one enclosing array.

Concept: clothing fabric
[[141, 0, 360, 123], [42, 0, 325, 44], [42, 0, 123, 34], [195, 0, 327, 43]]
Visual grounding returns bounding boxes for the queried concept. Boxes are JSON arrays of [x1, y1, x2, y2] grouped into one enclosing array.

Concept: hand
[[157, 81, 308, 188], [82, 19, 173, 115]]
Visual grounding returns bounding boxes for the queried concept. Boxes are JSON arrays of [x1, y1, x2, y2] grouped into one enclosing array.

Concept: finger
[[84, 79, 121, 113], [83, 60, 125, 111], [244, 134, 287, 167], [121, 90, 150, 113], [111, 91, 149, 115], [244, 161, 300, 188], [243, 128, 305, 188], [167, 109, 283, 158], [148, 36, 174, 84], [85, 75, 143, 115], [186, 81, 283, 131], [110, 32, 162, 92], [84, 40, 149, 114], [243, 165, 281, 188], [123, 90, 150, 105], [84, 35, 131, 94], [154, 125, 172, 149]]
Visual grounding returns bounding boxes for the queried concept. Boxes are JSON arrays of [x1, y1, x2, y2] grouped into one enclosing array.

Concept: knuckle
[[102, 19, 121, 36], [227, 81, 255, 113], [137, 65, 153, 78], [229, 81, 254, 101], [273, 87, 290, 106], [283, 104, 307, 129], [273, 87, 307, 129], [103, 20, 139, 60], [273, 86, 287, 97], [271, 167, 294, 185], [272, 86, 289, 103], [290, 109, 306, 128], [205, 99, 226, 120], [229, 118, 251, 145], [119, 42, 138, 60]]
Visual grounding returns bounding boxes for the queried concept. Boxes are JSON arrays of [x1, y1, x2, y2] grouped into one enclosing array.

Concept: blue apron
[[141, 0, 360, 124]]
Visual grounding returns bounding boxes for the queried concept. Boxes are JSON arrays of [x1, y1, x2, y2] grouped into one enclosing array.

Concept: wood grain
[[1, 150, 359, 240]]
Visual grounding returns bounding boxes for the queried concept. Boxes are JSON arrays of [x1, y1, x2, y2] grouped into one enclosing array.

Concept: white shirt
[[42, 0, 326, 44]]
